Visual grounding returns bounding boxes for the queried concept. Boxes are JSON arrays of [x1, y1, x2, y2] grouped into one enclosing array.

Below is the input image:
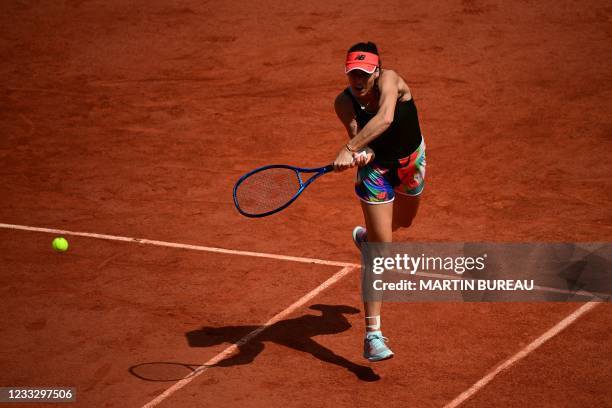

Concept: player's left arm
[[345, 70, 399, 152]]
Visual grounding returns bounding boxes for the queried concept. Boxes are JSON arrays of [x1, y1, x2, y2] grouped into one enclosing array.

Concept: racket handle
[[327, 151, 367, 172]]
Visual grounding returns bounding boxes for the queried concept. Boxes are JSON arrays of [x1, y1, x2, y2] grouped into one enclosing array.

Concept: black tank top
[[344, 87, 423, 163]]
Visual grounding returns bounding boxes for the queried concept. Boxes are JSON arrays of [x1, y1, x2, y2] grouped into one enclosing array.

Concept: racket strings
[[235, 168, 302, 215]]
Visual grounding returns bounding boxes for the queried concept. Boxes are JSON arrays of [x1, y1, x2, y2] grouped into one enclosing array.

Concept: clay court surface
[[1, 0, 611, 407]]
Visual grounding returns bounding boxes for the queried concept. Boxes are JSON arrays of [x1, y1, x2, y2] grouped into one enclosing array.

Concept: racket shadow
[[184, 304, 380, 382], [128, 362, 202, 382]]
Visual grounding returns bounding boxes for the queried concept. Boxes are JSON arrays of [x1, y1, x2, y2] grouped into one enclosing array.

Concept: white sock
[[365, 315, 381, 330]]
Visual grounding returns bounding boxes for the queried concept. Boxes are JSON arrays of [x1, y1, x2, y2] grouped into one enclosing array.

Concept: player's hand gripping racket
[[233, 152, 366, 217]]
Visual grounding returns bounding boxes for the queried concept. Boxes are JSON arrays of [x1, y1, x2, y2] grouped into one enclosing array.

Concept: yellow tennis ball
[[52, 237, 69, 252]]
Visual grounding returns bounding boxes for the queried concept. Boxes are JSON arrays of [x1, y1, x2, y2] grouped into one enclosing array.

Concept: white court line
[[0, 222, 600, 298], [0, 222, 353, 268], [141, 265, 356, 408], [443, 301, 600, 408]]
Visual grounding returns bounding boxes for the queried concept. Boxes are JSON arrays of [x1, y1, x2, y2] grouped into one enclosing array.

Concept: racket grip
[[328, 151, 367, 172]]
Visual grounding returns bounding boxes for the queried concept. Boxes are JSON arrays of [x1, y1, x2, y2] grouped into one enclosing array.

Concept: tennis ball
[[52, 237, 69, 252]]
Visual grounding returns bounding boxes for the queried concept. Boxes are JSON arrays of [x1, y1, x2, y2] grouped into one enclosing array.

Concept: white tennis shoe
[[363, 332, 394, 362], [352, 226, 367, 249]]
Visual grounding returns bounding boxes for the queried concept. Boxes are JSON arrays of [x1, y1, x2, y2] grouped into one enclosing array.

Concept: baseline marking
[[140, 265, 356, 408], [443, 301, 600, 408], [0, 222, 353, 268], [0, 222, 600, 298]]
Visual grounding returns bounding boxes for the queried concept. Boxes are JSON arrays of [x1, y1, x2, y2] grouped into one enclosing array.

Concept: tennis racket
[[233, 163, 333, 217], [233, 152, 368, 218]]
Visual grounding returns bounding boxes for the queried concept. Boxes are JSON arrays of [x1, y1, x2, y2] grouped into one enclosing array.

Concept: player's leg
[[354, 164, 396, 361], [392, 193, 420, 231], [392, 139, 425, 232], [361, 200, 393, 243], [359, 197, 395, 361], [356, 166, 394, 328], [360, 199, 393, 333]]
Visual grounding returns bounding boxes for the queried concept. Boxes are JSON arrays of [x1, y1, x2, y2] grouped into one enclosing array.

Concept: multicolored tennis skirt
[[355, 139, 426, 204]]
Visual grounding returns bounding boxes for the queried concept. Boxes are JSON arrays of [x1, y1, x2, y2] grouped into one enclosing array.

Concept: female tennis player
[[332, 42, 426, 362]]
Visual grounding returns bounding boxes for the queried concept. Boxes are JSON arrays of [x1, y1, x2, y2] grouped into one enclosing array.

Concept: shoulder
[[379, 69, 399, 83], [379, 69, 412, 100]]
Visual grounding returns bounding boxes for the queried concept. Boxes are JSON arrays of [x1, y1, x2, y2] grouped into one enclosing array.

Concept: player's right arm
[[334, 91, 359, 139], [334, 92, 374, 166]]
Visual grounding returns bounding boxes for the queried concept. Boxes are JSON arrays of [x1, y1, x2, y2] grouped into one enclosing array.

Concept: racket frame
[[233, 164, 334, 218]]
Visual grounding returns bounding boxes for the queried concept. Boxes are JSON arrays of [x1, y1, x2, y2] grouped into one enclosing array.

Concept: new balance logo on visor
[[345, 52, 380, 73]]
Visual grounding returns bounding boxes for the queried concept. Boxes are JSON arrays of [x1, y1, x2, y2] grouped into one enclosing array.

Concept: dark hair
[[347, 41, 381, 68]]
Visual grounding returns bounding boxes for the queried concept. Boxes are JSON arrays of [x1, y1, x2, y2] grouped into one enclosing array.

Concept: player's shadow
[[186, 304, 380, 382]]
